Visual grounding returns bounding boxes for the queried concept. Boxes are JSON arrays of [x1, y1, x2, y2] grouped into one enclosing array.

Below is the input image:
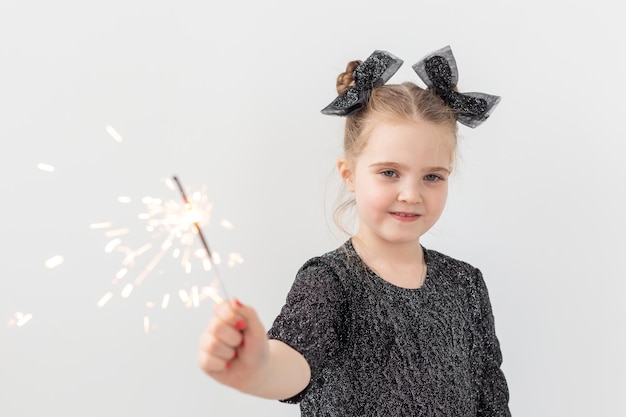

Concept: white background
[[1, 1, 625, 416]]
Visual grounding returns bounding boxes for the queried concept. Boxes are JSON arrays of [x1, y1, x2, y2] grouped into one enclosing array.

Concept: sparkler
[[12, 126, 240, 334], [172, 175, 229, 301], [92, 176, 239, 332]]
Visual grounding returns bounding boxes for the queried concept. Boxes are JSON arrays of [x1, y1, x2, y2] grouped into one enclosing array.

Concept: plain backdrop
[[1, 1, 625, 416]]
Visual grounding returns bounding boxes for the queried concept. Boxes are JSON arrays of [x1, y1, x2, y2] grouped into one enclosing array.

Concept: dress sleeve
[[267, 256, 347, 403], [473, 269, 512, 417]]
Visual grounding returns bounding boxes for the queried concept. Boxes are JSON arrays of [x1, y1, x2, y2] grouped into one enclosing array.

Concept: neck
[[351, 233, 424, 265], [351, 233, 426, 289]]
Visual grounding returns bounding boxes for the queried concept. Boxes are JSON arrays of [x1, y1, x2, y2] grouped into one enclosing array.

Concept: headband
[[321, 45, 501, 128]]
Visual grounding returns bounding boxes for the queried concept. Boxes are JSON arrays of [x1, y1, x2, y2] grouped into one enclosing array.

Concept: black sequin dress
[[267, 240, 511, 416]]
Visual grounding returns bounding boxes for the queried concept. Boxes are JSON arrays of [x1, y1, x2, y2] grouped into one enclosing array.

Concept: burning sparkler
[[92, 176, 240, 332], [172, 175, 230, 300]]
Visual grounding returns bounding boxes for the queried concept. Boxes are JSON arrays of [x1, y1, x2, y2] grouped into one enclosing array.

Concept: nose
[[397, 179, 422, 204]]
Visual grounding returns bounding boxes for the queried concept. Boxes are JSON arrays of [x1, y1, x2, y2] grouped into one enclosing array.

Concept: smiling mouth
[[390, 212, 421, 218]]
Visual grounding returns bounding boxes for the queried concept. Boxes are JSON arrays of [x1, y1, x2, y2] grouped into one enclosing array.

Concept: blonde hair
[[332, 60, 459, 234]]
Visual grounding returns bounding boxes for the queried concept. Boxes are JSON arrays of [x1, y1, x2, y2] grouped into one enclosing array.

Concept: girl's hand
[[198, 299, 270, 392]]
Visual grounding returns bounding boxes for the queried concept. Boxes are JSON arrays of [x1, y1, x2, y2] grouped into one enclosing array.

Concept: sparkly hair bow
[[321, 46, 500, 128], [320, 50, 403, 116], [412, 45, 501, 128]]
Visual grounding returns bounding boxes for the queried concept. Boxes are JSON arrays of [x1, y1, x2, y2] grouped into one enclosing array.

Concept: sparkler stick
[[172, 176, 229, 302]]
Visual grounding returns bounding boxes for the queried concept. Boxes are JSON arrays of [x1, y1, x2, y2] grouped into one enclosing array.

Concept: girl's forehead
[[360, 119, 455, 160], [368, 117, 452, 138]]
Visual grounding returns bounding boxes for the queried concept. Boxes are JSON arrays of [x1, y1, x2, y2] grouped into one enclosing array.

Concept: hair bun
[[336, 60, 362, 95]]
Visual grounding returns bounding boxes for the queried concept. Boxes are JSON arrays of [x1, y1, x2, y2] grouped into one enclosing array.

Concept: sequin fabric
[[320, 50, 403, 116], [426, 55, 488, 116], [412, 45, 501, 129], [267, 240, 511, 416]]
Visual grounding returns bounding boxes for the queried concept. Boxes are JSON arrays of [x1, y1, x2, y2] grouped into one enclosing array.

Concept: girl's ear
[[337, 157, 355, 191]]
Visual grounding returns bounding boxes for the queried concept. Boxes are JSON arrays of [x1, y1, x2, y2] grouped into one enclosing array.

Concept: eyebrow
[[369, 161, 451, 174]]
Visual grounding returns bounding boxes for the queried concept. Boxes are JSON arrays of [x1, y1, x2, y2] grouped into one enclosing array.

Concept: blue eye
[[381, 170, 398, 178], [424, 174, 444, 182]]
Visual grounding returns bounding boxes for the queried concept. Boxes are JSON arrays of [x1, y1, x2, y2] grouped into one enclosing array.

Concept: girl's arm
[[473, 272, 511, 417], [198, 299, 311, 400]]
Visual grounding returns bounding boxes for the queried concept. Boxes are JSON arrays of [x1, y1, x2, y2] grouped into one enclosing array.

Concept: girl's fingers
[[213, 300, 247, 332], [198, 298, 249, 373], [200, 330, 238, 360], [198, 346, 232, 373], [198, 323, 241, 373], [207, 316, 244, 348]]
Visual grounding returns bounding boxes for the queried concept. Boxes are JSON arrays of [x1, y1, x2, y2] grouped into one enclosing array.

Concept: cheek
[[355, 183, 393, 212], [428, 186, 448, 210]]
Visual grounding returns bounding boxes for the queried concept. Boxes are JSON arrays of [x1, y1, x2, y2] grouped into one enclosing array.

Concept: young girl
[[198, 46, 511, 416]]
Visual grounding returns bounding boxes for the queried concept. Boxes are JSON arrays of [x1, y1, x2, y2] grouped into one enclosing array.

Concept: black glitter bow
[[320, 50, 403, 116], [412, 45, 501, 128]]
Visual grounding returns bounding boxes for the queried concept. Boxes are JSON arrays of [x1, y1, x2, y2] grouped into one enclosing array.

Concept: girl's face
[[339, 118, 453, 247]]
